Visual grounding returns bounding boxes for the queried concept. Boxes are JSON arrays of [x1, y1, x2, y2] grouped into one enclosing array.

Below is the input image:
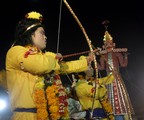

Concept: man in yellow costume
[[6, 11, 94, 120], [74, 69, 115, 120]]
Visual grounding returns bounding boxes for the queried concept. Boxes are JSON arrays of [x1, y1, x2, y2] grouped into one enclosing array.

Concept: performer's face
[[104, 40, 113, 49], [104, 40, 115, 51], [31, 27, 47, 50]]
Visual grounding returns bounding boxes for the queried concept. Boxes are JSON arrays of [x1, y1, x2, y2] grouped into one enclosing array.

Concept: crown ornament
[[25, 11, 43, 22]]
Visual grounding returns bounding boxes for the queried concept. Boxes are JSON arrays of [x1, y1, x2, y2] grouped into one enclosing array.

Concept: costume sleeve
[[76, 82, 94, 97], [98, 72, 114, 85], [76, 82, 107, 99], [60, 56, 88, 74], [116, 52, 128, 67], [6, 46, 60, 75]]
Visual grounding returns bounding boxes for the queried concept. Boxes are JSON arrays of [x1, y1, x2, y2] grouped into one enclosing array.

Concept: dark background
[[0, 0, 144, 117]]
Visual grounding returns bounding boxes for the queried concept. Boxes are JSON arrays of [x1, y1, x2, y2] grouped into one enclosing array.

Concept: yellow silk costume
[[75, 73, 114, 119], [6, 46, 88, 120], [75, 73, 114, 110]]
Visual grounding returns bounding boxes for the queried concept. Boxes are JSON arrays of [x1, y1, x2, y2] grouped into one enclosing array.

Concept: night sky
[[0, 0, 144, 116]]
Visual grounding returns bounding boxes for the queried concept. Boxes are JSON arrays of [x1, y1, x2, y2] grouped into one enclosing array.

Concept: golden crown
[[103, 30, 113, 42]]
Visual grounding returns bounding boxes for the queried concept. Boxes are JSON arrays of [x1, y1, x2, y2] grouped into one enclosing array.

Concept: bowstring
[[57, 0, 73, 84], [56, 0, 63, 53]]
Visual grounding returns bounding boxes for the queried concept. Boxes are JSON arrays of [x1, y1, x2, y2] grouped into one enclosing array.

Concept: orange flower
[[34, 89, 49, 120], [49, 105, 59, 113], [37, 108, 49, 120], [50, 111, 61, 120]]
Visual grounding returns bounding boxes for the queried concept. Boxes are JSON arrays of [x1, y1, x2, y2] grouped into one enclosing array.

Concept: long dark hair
[[13, 18, 44, 46]]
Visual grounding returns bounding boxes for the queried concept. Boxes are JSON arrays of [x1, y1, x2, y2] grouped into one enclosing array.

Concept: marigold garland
[[33, 73, 69, 120], [46, 74, 69, 120], [100, 97, 114, 120], [33, 83, 49, 120]]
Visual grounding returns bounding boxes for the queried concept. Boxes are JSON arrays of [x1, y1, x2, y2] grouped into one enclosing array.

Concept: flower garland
[[99, 97, 114, 120], [33, 72, 69, 120], [46, 73, 69, 120], [33, 78, 49, 120]]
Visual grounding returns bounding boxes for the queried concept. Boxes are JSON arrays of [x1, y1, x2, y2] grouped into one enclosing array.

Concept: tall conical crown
[[103, 30, 113, 42]]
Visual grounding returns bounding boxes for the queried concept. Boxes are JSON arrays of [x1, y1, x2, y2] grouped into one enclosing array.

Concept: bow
[[63, 0, 99, 118]]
